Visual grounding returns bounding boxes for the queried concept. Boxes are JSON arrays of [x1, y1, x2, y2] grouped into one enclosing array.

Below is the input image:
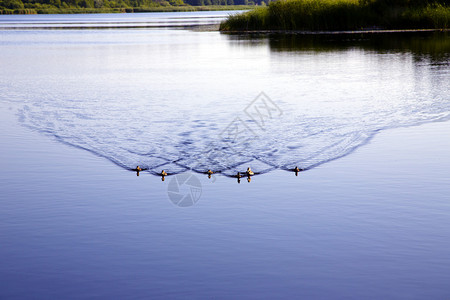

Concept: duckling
[[161, 170, 167, 176], [207, 169, 214, 176], [246, 167, 254, 176], [134, 166, 142, 176], [294, 166, 302, 176], [236, 172, 242, 178]]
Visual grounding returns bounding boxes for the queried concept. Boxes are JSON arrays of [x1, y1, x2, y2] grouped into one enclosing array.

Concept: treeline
[[0, 0, 261, 13], [185, 0, 268, 6]]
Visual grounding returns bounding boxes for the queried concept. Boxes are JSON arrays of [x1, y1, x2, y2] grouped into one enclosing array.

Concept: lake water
[[1, 12, 450, 299]]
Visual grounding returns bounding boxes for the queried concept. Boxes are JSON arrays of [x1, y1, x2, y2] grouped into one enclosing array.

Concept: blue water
[[0, 10, 236, 29], [1, 12, 450, 299]]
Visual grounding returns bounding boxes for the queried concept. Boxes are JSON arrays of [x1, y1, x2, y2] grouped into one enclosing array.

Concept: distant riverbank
[[220, 0, 449, 31], [0, 5, 252, 15]]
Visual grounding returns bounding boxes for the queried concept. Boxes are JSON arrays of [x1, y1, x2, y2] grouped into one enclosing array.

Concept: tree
[[1, 0, 25, 8]]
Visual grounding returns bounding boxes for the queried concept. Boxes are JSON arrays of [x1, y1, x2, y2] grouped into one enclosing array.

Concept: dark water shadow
[[225, 31, 450, 63]]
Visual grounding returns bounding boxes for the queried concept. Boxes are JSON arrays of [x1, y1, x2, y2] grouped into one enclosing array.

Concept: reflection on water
[[0, 11, 236, 29], [227, 31, 450, 60], [222, 31, 450, 169], [1, 23, 449, 178]]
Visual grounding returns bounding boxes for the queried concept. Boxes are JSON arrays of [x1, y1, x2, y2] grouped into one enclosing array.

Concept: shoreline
[[0, 5, 253, 15], [1, 23, 447, 33], [220, 28, 449, 34]]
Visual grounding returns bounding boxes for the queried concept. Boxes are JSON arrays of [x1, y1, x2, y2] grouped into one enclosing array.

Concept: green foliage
[[220, 0, 450, 30], [360, 0, 449, 8], [0, 0, 255, 13], [401, 4, 450, 28], [1, 0, 24, 9]]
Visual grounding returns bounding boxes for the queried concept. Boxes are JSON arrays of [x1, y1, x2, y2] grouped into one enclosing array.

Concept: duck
[[246, 167, 254, 176], [294, 166, 303, 176], [133, 166, 142, 176], [207, 169, 213, 175], [236, 172, 242, 178], [161, 170, 167, 176]]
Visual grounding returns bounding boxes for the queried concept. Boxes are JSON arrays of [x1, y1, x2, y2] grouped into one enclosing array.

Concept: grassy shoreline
[[220, 0, 450, 31], [0, 5, 253, 14]]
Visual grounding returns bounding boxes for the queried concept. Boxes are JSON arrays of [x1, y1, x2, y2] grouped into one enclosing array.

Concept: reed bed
[[220, 0, 450, 31]]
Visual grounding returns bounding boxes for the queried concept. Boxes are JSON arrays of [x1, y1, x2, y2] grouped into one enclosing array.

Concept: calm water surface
[[1, 12, 450, 299]]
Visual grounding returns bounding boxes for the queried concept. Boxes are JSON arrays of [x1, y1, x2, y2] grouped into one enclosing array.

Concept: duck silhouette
[[160, 170, 167, 181], [246, 167, 254, 176], [294, 166, 303, 176], [134, 166, 142, 176]]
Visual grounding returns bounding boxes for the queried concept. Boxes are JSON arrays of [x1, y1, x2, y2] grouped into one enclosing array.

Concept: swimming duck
[[236, 172, 242, 178], [207, 169, 213, 175], [294, 166, 303, 176], [246, 167, 254, 176], [161, 170, 167, 176], [134, 166, 142, 176]]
